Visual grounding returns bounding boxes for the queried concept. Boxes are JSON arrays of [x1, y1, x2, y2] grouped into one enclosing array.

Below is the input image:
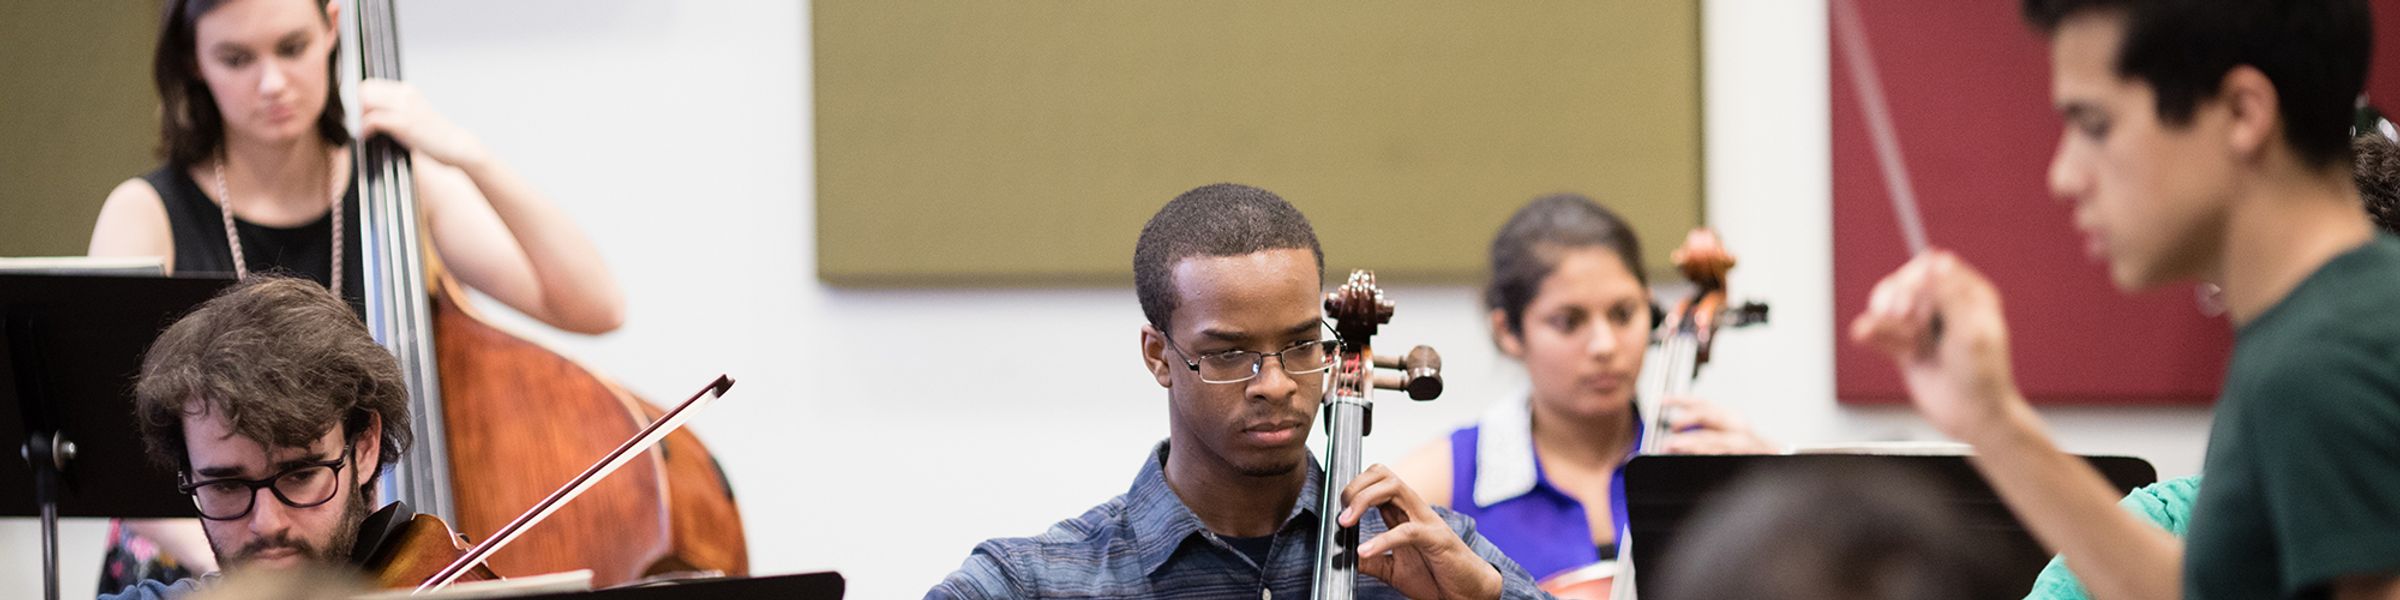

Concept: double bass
[[345, 0, 745, 585]]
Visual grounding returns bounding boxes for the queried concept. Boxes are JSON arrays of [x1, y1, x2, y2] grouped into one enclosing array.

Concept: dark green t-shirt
[[2186, 235, 2400, 599]]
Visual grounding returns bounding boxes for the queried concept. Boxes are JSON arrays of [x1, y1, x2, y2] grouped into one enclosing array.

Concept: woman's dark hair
[[154, 0, 350, 167], [1484, 193, 1649, 336]]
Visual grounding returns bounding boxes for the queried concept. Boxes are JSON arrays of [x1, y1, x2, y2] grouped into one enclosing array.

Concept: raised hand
[[1847, 250, 2029, 444]]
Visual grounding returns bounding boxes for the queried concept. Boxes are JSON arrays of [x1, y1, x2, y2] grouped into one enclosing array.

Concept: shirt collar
[[1472, 396, 1643, 508], [1126, 440, 1324, 575]]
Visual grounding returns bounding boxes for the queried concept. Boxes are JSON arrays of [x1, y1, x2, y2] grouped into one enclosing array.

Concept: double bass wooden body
[[344, 0, 746, 586], [430, 272, 748, 583]]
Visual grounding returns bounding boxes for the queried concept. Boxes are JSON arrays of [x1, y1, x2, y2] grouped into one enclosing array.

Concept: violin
[[356, 508, 500, 589], [356, 376, 734, 593], [1312, 270, 1444, 600]]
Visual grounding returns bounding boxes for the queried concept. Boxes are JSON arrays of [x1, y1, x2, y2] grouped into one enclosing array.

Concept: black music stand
[[1623, 453, 2158, 598], [0, 273, 235, 600], [502, 572, 845, 600]]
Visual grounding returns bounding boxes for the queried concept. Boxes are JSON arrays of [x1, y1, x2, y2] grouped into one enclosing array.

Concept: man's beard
[[212, 486, 372, 571]]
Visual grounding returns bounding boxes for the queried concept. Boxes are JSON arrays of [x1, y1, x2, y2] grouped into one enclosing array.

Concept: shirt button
[[1261, 590, 1271, 600]]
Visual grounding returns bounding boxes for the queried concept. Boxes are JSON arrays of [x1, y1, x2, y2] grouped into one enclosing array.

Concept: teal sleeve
[[2020, 475, 2203, 600]]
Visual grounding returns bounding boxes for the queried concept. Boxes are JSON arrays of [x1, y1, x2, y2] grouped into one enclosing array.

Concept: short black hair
[[1133, 183, 1325, 331], [2020, 0, 2372, 169], [1485, 193, 1649, 336], [2356, 133, 2400, 236]]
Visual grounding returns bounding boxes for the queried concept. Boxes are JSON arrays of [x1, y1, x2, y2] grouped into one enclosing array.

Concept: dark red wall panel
[[2370, 0, 2400, 116], [1829, 0, 2238, 405]]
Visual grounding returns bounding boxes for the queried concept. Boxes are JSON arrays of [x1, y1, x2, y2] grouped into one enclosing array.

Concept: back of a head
[[2019, 0, 2372, 170], [1656, 464, 2014, 600], [1132, 183, 1325, 331], [2354, 133, 2400, 236], [133, 276, 411, 479]]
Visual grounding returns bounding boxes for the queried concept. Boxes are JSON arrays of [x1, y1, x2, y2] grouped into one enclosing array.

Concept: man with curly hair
[[104, 276, 413, 600]]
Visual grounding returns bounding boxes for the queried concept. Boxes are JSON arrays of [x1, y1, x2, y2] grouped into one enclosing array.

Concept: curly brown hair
[[2354, 133, 2400, 236], [134, 277, 410, 488]]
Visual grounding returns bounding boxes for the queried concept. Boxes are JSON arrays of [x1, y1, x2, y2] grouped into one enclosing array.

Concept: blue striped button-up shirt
[[928, 441, 1550, 599]]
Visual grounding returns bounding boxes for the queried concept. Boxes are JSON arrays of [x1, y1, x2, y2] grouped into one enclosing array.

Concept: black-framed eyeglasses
[[1163, 323, 1341, 385], [177, 448, 350, 521]]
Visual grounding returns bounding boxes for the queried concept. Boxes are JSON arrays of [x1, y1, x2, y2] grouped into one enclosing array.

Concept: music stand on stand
[[1, 273, 234, 600]]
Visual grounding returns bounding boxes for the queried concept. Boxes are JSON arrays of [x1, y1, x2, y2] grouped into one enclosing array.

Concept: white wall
[[3, 1, 2213, 598]]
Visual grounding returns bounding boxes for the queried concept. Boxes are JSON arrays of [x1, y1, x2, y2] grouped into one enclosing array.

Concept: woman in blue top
[[1394, 194, 1773, 594]]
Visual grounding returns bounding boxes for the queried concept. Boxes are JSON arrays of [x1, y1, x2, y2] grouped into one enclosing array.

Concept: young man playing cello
[[104, 277, 417, 600], [929, 183, 1546, 599], [1851, 1, 2399, 598]]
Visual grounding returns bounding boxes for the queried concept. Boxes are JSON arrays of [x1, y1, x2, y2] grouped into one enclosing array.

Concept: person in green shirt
[[1850, 1, 2400, 599], [2027, 128, 2400, 600]]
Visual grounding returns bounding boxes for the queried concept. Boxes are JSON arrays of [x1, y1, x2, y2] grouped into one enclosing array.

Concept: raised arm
[[1850, 251, 2181, 600], [356, 79, 625, 334]]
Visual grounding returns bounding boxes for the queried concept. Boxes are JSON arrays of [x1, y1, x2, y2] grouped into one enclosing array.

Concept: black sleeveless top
[[144, 164, 367, 316]]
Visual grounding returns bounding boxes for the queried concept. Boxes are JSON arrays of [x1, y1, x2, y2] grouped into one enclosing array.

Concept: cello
[[1639, 228, 1769, 454], [345, 0, 746, 585], [1312, 270, 1445, 600]]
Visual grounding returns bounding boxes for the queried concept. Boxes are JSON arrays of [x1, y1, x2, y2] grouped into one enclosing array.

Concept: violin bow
[[413, 376, 737, 594]]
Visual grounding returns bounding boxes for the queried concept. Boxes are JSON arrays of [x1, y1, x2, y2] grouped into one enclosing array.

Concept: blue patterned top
[[1448, 397, 1641, 582], [927, 441, 1551, 599]]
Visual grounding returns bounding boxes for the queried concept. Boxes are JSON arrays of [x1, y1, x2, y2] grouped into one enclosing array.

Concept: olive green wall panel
[[1, 3, 162, 258], [814, 2, 1701, 285]]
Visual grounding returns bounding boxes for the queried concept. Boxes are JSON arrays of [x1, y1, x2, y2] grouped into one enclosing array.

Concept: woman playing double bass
[[85, 0, 623, 591]]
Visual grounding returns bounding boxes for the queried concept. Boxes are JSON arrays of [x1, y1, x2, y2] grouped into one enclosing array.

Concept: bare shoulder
[[1392, 435, 1455, 508], [90, 177, 174, 266]]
